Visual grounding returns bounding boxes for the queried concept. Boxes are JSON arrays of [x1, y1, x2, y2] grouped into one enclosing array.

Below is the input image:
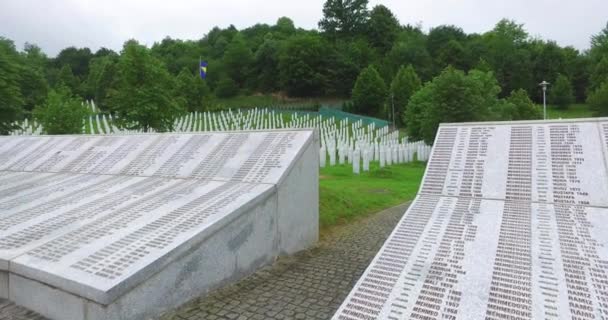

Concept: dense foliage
[[588, 82, 608, 116], [389, 65, 421, 126], [0, 0, 607, 134], [33, 86, 88, 134], [350, 66, 386, 117], [549, 74, 575, 109]]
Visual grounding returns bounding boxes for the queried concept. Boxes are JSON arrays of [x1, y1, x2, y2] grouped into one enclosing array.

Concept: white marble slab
[[420, 121, 608, 207], [334, 195, 608, 320], [335, 118, 608, 320], [10, 179, 273, 304], [0, 130, 316, 307], [0, 131, 313, 185]]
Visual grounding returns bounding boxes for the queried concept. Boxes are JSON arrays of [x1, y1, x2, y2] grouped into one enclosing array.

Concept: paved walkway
[[0, 299, 46, 320], [0, 203, 408, 320]]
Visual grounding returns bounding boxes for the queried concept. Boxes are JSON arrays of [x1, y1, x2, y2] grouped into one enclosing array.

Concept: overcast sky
[[1, 0, 606, 56]]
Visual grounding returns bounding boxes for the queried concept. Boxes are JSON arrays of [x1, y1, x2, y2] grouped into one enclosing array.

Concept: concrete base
[[276, 137, 319, 255], [0, 270, 7, 299]]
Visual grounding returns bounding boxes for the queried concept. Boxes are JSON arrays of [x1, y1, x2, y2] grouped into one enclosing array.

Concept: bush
[[214, 77, 239, 98], [33, 86, 88, 134], [549, 74, 575, 110], [405, 67, 501, 144], [588, 81, 608, 116], [351, 66, 387, 117], [504, 89, 542, 120], [391, 65, 421, 127]]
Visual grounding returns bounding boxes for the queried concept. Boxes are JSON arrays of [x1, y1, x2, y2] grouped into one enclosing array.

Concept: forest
[[1, 0, 608, 141]]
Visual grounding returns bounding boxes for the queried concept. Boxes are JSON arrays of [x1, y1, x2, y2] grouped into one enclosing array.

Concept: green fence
[[317, 107, 389, 127]]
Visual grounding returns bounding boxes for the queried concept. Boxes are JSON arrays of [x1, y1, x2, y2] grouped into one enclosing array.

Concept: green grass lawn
[[319, 162, 426, 228], [544, 103, 594, 119]]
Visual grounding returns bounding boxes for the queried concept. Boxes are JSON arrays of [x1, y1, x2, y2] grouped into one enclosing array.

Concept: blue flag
[[200, 61, 208, 79]]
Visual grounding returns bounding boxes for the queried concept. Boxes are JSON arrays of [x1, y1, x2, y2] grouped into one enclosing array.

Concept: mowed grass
[[319, 162, 426, 228], [544, 103, 594, 119]]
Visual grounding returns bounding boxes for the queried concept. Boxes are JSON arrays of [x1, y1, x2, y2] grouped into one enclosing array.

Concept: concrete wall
[[0, 271, 7, 299], [276, 131, 319, 255]]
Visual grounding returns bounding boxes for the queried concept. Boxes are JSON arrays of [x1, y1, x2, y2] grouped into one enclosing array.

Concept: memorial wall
[[334, 118, 608, 320], [0, 130, 319, 320]]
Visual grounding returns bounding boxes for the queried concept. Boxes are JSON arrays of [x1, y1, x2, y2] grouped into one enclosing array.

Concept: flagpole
[[199, 56, 201, 78]]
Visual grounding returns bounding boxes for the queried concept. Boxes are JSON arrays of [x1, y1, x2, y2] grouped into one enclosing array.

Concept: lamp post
[[539, 80, 550, 120]]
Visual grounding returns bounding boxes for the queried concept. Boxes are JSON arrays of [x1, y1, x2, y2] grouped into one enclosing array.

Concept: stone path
[[0, 202, 408, 320], [0, 299, 46, 320]]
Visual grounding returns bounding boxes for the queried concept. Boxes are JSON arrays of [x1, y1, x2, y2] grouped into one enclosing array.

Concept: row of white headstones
[[8, 102, 432, 174]]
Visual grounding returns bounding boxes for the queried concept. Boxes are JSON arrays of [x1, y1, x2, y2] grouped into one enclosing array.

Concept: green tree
[[109, 40, 184, 132], [0, 38, 24, 134], [549, 74, 574, 109], [53, 46, 93, 79], [590, 56, 608, 92], [366, 5, 400, 53], [252, 38, 281, 92], [150, 37, 200, 75], [532, 41, 566, 90], [223, 33, 253, 86], [479, 20, 533, 97], [587, 81, 608, 116], [279, 33, 330, 97], [390, 65, 421, 127], [84, 56, 117, 110], [503, 89, 542, 120], [406, 67, 501, 143], [436, 39, 469, 71], [274, 17, 296, 37], [590, 22, 608, 62], [19, 66, 48, 112], [319, 0, 369, 38], [175, 67, 212, 111], [427, 25, 469, 73], [386, 31, 433, 81], [214, 76, 239, 98], [351, 66, 387, 116], [57, 64, 79, 94], [33, 86, 88, 134], [427, 25, 467, 57]]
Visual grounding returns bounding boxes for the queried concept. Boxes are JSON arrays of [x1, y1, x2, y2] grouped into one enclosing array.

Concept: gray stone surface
[[334, 118, 608, 320], [0, 130, 318, 320], [0, 298, 46, 320]]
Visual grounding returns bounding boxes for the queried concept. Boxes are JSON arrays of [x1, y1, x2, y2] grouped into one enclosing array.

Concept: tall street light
[[539, 80, 550, 120]]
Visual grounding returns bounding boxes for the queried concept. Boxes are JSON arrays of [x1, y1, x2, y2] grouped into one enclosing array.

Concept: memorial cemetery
[[8, 106, 432, 174], [334, 118, 608, 320], [0, 130, 318, 320], [2, 0, 608, 318]]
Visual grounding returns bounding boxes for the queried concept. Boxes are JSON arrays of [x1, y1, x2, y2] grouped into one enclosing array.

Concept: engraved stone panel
[[334, 118, 608, 320], [0, 131, 312, 184], [0, 130, 316, 310]]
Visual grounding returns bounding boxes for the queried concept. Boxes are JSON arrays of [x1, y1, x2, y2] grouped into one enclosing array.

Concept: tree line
[[1, 0, 608, 137]]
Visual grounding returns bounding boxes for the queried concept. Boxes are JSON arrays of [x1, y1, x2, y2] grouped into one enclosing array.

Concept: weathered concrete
[[0, 130, 319, 320], [0, 270, 7, 299]]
